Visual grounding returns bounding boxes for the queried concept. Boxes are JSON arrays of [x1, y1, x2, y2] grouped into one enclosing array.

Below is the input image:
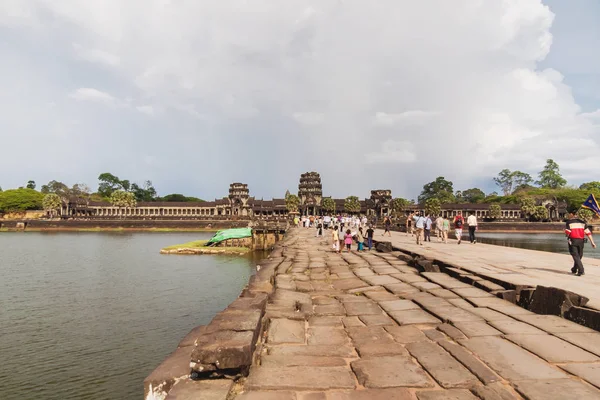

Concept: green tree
[[520, 197, 536, 221], [344, 196, 361, 214], [418, 177, 455, 204], [493, 169, 533, 195], [285, 194, 301, 213], [459, 188, 485, 203], [98, 173, 126, 197], [26, 180, 36, 190], [577, 209, 595, 223], [109, 190, 137, 217], [489, 204, 502, 219], [131, 180, 157, 202], [424, 198, 441, 217], [531, 205, 549, 221], [160, 194, 204, 202], [0, 188, 44, 212], [537, 159, 566, 189], [580, 181, 600, 192], [40, 180, 71, 204], [42, 193, 62, 217], [322, 197, 336, 213], [391, 198, 409, 216]]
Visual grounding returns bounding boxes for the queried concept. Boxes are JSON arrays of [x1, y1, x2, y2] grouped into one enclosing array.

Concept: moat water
[[1, 231, 599, 400], [0, 232, 262, 400]]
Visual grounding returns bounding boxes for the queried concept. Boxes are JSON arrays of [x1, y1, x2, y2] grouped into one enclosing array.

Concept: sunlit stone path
[[233, 228, 600, 400]]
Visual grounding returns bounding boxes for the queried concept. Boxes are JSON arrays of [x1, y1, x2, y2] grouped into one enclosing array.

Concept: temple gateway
[[56, 171, 560, 220]]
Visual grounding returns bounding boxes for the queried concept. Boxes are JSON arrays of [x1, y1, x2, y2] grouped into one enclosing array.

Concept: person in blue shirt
[[413, 212, 426, 245], [424, 214, 433, 242]]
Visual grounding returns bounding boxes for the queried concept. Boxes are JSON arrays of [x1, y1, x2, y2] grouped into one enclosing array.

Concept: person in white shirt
[[467, 212, 478, 244], [413, 212, 426, 245], [435, 215, 444, 241]]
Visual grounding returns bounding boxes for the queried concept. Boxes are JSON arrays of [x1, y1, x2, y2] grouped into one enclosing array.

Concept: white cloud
[[69, 87, 115, 103], [136, 105, 155, 116], [0, 0, 599, 199], [366, 140, 417, 164], [73, 43, 120, 67], [292, 112, 324, 125]]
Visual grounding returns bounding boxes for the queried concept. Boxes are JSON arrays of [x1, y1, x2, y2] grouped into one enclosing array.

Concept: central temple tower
[[298, 172, 323, 215]]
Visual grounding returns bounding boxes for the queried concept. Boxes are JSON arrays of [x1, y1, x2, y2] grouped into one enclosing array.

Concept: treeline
[[394, 159, 599, 221], [0, 173, 204, 213]]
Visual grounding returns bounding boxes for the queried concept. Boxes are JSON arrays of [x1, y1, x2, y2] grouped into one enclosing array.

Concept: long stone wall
[[0, 219, 256, 230]]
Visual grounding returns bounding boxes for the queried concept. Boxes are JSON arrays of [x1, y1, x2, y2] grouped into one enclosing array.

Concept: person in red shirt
[[565, 212, 596, 276], [453, 211, 465, 244]]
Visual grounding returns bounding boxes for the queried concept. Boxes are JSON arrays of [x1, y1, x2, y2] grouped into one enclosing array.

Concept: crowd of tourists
[[405, 210, 479, 246], [293, 214, 386, 253]]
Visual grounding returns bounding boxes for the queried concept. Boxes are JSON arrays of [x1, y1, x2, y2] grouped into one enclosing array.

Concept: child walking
[[344, 229, 353, 252], [357, 227, 365, 251]]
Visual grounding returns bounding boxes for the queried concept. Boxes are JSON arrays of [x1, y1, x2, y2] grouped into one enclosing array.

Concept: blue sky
[[1, 1, 599, 201]]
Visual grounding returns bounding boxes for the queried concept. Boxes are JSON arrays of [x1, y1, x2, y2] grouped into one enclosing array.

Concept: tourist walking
[[338, 226, 345, 253], [435, 215, 444, 241], [442, 216, 450, 244], [356, 228, 365, 252], [366, 225, 374, 250], [331, 226, 340, 253], [344, 229, 353, 252], [424, 214, 433, 242], [414, 212, 426, 245], [467, 212, 478, 244], [383, 216, 392, 237], [406, 213, 414, 236], [453, 211, 464, 244], [316, 221, 323, 237], [565, 212, 596, 276]]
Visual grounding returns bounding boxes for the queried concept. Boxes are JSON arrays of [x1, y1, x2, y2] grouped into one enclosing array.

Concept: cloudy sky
[[1, 0, 599, 201]]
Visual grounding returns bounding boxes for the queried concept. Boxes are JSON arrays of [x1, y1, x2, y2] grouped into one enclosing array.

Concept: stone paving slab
[[452, 287, 495, 298], [460, 336, 568, 381], [505, 334, 600, 363], [385, 325, 429, 343], [560, 363, 600, 389], [437, 340, 501, 385], [236, 391, 297, 400], [351, 356, 435, 388], [383, 282, 421, 295], [428, 288, 460, 299], [511, 314, 596, 334], [416, 389, 479, 400], [554, 332, 600, 357], [245, 366, 357, 391], [358, 314, 396, 326], [260, 355, 348, 367], [269, 344, 357, 358], [452, 321, 503, 337], [513, 379, 600, 400], [463, 307, 514, 321], [388, 309, 441, 325], [343, 301, 383, 316], [406, 341, 479, 388], [327, 388, 414, 400], [268, 319, 306, 344], [379, 299, 420, 312], [165, 379, 233, 400]]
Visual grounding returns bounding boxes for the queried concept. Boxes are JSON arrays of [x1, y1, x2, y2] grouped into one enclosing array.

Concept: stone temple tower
[[298, 172, 323, 215], [228, 183, 250, 216]]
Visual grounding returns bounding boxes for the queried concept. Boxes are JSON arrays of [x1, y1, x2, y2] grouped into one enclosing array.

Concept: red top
[[454, 215, 464, 228], [565, 218, 592, 239]]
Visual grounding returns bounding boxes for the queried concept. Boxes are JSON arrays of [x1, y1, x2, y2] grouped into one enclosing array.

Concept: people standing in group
[[424, 214, 433, 242], [453, 211, 464, 244], [383, 216, 392, 237], [331, 226, 340, 253], [356, 227, 365, 252], [442, 216, 450, 244], [344, 229, 353, 252], [366, 225, 374, 250], [565, 212, 596, 276], [435, 215, 444, 242], [414, 212, 426, 245], [467, 212, 478, 244]]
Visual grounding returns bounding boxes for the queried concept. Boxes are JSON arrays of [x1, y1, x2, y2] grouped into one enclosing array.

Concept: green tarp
[[206, 227, 252, 246]]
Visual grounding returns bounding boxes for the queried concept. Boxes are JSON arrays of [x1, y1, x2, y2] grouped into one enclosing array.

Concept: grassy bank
[[160, 239, 251, 255]]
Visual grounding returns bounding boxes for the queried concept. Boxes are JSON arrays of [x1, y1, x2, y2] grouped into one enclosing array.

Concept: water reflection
[[476, 232, 600, 259], [0, 232, 261, 400]]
